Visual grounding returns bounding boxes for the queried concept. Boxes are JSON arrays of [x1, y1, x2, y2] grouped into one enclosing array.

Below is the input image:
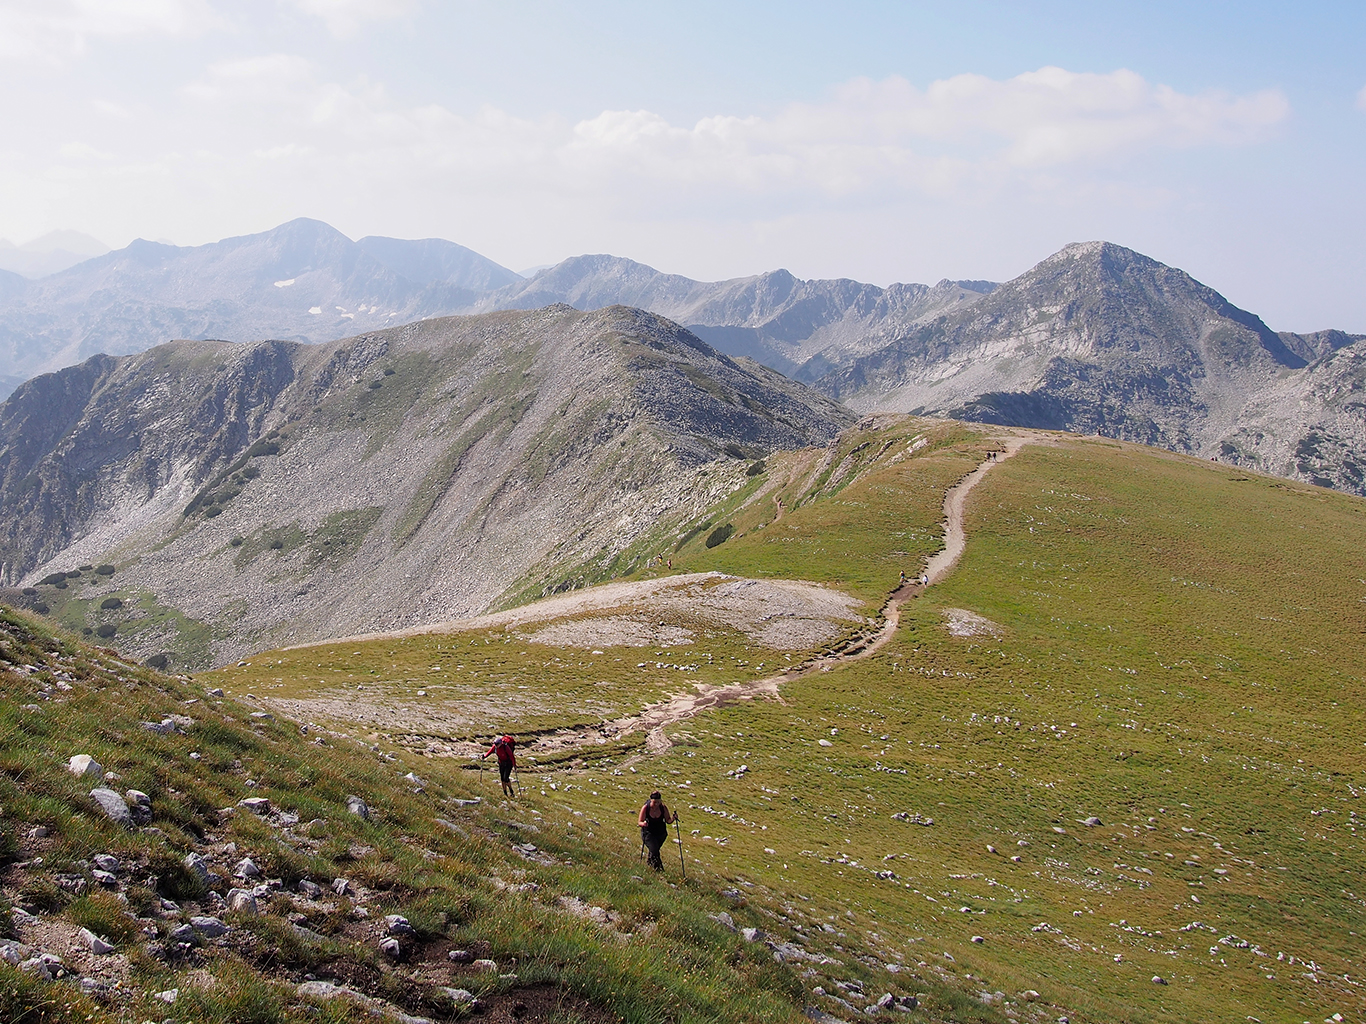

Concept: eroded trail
[[535, 437, 1031, 761]]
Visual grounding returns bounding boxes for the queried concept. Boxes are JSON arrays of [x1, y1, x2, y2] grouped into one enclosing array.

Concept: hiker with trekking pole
[[638, 790, 678, 873], [482, 734, 518, 798]]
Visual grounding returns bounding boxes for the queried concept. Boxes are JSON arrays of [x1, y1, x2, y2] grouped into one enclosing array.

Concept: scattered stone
[[249, 711, 273, 721], [818, 739, 833, 747], [20, 953, 65, 981], [122, 789, 152, 824], [207, 687, 224, 697], [92, 869, 118, 887], [169, 923, 196, 944], [234, 857, 260, 878], [379, 936, 402, 958], [385, 914, 416, 936], [141, 719, 174, 734], [297, 981, 435, 1024], [290, 923, 329, 944], [876, 993, 894, 1009], [402, 772, 423, 786], [79, 977, 112, 998], [184, 852, 211, 887], [154, 989, 178, 1004], [68, 755, 102, 778], [79, 927, 115, 954], [345, 795, 370, 819], [986, 844, 997, 854], [89, 788, 132, 828], [471, 958, 498, 972], [1152, 975, 1167, 985], [190, 915, 230, 938], [971, 935, 985, 944], [448, 949, 475, 964], [227, 889, 259, 916], [451, 797, 481, 807], [1010, 855, 1023, 863], [441, 988, 475, 1006], [1082, 816, 1103, 827], [92, 853, 119, 872], [332, 877, 350, 896], [239, 796, 271, 814], [26, 825, 49, 840], [1020, 990, 1040, 1001], [297, 879, 322, 898], [741, 927, 766, 943], [709, 911, 737, 931]]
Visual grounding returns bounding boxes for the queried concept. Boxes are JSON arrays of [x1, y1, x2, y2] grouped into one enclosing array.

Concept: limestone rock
[[68, 755, 102, 778], [190, 915, 230, 938], [88, 788, 131, 827], [79, 928, 114, 954], [345, 795, 370, 820], [227, 889, 259, 916], [184, 852, 211, 887]]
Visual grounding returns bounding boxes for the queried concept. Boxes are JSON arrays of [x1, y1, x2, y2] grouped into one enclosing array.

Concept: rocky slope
[[815, 241, 1366, 492], [0, 219, 519, 385], [0, 305, 850, 667], [473, 254, 995, 379]]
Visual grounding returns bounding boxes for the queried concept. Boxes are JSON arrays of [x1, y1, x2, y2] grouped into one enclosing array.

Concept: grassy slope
[[7, 417, 1364, 1023], [0, 608, 920, 1024]]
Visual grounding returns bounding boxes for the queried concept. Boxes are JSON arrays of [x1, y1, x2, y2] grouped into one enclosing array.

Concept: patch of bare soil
[[942, 608, 1004, 638]]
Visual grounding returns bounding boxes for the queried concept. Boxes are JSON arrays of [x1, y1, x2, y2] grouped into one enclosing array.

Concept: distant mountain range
[[0, 218, 1363, 495]]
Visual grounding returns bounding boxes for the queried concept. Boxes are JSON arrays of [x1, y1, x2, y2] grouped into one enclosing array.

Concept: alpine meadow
[[2, 9, 1366, 1022]]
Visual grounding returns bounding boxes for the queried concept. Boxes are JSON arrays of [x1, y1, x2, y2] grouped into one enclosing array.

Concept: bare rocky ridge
[[0, 305, 850, 667], [471, 254, 996, 379], [817, 241, 1366, 493]]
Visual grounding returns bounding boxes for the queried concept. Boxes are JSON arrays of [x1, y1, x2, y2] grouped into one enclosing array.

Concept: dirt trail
[[536, 436, 1032, 761]]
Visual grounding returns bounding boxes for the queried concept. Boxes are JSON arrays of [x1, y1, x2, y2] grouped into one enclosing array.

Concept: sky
[[1, 0, 1363, 332]]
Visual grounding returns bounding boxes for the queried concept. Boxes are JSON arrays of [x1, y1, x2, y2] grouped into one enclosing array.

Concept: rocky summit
[[0, 304, 849, 667], [815, 242, 1366, 493]]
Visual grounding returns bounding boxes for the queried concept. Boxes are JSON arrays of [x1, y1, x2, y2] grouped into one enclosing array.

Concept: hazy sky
[[2, 0, 1363, 331]]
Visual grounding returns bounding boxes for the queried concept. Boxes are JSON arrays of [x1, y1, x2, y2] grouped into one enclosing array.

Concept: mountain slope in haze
[[0, 229, 111, 278], [0, 305, 851, 667], [0, 219, 519, 385], [816, 240, 1366, 492], [472, 254, 996, 378]]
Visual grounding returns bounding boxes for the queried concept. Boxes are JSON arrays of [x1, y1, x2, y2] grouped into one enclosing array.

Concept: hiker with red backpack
[[483, 735, 517, 797]]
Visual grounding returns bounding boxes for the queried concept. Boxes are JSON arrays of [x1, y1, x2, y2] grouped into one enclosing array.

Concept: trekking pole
[[674, 815, 686, 880]]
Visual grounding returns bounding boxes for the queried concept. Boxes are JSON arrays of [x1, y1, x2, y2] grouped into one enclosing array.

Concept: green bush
[[99, 597, 122, 610], [39, 573, 67, 585], [51, 580, 67, 590], [20, 587, 36, 596], [95, 565, 115, 576], [368, 380, 383, 390], [146, 653, 169, 670], [705, 524, 735, 548], [205, 505, 223, 518], [65, 570, 82, 579], [230, 536, 245, 547], [383, 367, 395, 376], [746, 460, 767, 476], [32, 605, 48, 614], [269, 539, 284, 550], [95, 624, 117, 639]]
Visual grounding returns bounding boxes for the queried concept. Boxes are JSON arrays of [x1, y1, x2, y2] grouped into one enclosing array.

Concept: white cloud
[[288, 0, 416, 38], [171, 63, 1287, 204], [0, 0, 216, 59]]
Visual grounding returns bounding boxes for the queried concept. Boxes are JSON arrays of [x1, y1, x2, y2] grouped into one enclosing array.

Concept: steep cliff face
[[0, 305, 850, 666]]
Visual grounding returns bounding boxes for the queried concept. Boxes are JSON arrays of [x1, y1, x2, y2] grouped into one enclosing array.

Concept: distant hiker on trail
[[638, 791, 676, 872], [899, 570, 907, 587], [483, 735, 517, 797], [919, 572, 928, 587]]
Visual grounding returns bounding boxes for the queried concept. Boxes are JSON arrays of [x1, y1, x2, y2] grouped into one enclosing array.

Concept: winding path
[[534, 436, 1031, 761]]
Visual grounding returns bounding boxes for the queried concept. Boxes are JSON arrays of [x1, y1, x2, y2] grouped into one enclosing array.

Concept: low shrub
[[230, 536, 244, 547], [146, 653, 169, 670], [269, 539, 284, 550], [368, 380, 383, 390], [95, 565, 115, 575], [705, 524, 735, 548], [78, 564, 93, 572], [39, 573, 67, 585], [746, 460, 767, 476], [20, 587, 36, 596], [32, 604, 48, 615], [99, 597, 122, 610], [94, 624, 117, 639], [205, 505, 223, 518]]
